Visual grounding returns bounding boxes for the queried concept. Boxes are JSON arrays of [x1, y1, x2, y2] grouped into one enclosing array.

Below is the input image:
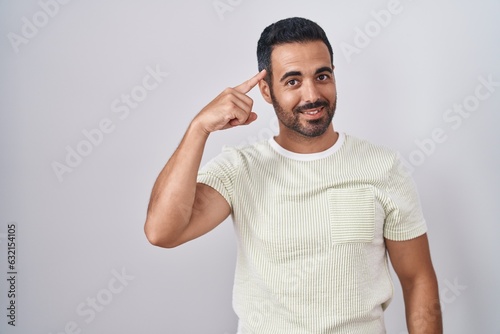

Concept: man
[[145, 17, 442, 333]]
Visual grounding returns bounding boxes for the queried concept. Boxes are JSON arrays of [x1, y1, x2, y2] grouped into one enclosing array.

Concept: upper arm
[[386, 233, 437, 288], [171, 182, 231, 247]]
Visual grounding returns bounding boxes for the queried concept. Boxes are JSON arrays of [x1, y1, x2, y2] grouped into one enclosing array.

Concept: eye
[[317, 74, 330, 81], [286, 79, 298, 86]]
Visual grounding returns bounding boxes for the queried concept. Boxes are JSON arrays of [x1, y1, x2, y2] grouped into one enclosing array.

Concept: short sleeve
[[197, 146, 240, 209], [383, 152, 427, 241]]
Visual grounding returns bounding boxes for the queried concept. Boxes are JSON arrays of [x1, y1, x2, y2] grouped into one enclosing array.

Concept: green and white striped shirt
[[198, 132, 427, 333]]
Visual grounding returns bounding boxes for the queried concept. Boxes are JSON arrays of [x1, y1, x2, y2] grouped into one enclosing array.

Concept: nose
[[301, 79, 321, 103]]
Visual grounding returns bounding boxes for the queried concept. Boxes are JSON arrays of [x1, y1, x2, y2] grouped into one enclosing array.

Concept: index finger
[[234, 69, 267, 94]]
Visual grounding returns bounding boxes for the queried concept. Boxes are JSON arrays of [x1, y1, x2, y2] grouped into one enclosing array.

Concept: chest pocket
[[327, 186, 375, 244]]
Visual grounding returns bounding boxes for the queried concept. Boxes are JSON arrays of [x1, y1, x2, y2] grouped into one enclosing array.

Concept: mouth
[[303, 109, 320, 115], [300, 107, 324, 118]]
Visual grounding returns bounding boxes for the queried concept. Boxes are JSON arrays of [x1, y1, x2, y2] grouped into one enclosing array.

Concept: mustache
[[294, 99, 330, 113]]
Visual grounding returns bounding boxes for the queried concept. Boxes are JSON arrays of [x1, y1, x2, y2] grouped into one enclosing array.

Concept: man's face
[[261, 41, 337, 138]]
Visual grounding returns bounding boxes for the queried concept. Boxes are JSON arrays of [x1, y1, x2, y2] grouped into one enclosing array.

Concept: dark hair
[[257, 17, 334, 81]]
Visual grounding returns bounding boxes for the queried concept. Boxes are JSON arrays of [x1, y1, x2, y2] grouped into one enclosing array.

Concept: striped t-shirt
[[197, 132, 427, 333]]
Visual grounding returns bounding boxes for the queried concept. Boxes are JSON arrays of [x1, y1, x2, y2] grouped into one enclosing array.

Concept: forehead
[[270, 41, 332, 75]]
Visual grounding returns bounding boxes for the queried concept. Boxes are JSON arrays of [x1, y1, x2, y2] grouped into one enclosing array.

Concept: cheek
[[321, 84, 336, 101], [276, 90, 301, 110]]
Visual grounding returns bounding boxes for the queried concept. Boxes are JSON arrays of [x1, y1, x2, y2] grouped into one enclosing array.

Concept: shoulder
[[344, 134, 417, 187], [340, 133, 414, 180], [343, 133, 398, 163], [229, 138, 275, 161], [202, 139, 273, 169]]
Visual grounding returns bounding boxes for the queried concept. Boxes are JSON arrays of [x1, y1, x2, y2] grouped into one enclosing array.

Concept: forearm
[[403, 276, 443, 333], [144, 120, 209, 245]]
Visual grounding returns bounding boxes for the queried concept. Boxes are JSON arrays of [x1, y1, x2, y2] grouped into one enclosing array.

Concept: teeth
[[304, 109, 319, 115]]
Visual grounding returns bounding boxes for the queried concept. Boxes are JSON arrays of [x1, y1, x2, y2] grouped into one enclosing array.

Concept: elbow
[[144, 218, 183, 249], [144, 230, 167, 248]]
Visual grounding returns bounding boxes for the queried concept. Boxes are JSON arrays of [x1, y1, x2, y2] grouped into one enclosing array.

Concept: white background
[[1, 0, 499, 333]]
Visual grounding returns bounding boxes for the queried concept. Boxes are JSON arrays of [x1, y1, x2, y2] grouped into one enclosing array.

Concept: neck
[[274, 125, 338, 154]]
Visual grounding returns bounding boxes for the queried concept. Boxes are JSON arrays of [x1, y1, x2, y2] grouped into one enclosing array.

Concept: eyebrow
[[279, 66, 333, 83], [279, 71, 302, 83], [315, 66, 334, 75]]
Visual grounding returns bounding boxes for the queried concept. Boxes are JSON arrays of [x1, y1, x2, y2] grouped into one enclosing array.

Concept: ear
[[259, 79, 273, 104]]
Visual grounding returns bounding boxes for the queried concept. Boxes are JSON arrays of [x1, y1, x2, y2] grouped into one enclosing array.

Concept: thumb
[[229, 112, 258, 126], [243, 112, 258, 125]]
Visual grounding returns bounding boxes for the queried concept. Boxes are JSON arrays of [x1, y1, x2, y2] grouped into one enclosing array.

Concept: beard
[[270, 89, 337, 138]]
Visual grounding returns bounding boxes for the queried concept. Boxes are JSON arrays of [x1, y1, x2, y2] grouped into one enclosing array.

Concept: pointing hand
[[193, 69, 267, 134]]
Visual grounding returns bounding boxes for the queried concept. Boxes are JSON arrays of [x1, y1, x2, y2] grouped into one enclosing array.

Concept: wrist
[[188, 117, 211, 139]]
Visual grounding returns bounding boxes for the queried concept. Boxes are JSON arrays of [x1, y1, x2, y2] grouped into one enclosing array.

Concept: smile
[[300, 107, 324, 117], [303, 109, 320, 115]]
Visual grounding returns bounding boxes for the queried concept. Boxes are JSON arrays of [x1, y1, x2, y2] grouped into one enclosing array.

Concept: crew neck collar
[[268, 132, 345, 161]]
